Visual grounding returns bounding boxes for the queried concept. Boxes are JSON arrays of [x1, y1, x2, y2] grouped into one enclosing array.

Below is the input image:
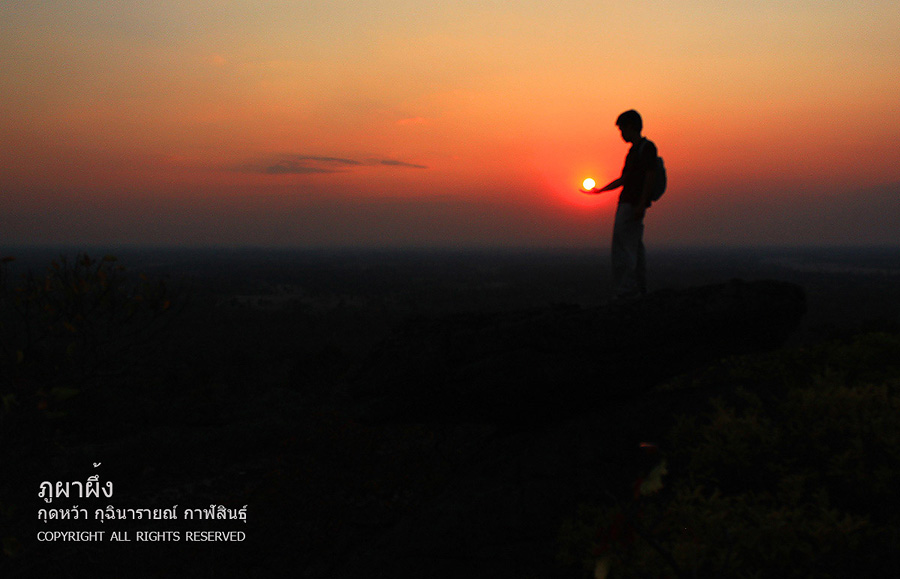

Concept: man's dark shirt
[[619, 137, 657, 207]]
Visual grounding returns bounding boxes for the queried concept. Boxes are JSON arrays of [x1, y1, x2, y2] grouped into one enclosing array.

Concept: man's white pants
[[611, 203, 646, 298]]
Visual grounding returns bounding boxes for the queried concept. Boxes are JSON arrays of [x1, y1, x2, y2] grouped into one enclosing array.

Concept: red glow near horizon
[[1, 2, 898, 247]]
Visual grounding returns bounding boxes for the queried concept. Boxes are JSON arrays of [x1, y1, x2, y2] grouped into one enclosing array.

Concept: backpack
[[640, 140, 667, 203]]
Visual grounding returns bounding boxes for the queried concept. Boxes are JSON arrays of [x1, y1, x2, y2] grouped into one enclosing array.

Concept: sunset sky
[[2, 0, 898, 248]]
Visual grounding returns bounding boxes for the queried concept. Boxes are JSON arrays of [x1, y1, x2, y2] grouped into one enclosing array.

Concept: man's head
[[616, 110, 643, 143]]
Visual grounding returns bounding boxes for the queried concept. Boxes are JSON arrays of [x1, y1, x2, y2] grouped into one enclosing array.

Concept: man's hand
[[632, 204, 646, 220]]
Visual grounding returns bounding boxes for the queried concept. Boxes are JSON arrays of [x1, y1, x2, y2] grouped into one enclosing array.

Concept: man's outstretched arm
[[583, 177, 623, 194]]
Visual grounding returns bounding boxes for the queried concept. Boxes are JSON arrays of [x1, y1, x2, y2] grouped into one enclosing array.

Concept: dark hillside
[[3, 247, 897, 578]]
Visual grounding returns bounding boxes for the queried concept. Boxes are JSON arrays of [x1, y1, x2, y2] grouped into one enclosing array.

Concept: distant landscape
[[3, 245, 898, 578], [4, 244, 898, 327]]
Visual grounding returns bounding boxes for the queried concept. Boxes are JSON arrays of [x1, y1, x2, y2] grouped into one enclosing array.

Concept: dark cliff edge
[[352, 279, 806, 426], [330, 280, 806, 578]]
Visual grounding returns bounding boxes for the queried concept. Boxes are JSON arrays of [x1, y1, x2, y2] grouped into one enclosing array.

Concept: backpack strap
[[637, 138, 655, 169]]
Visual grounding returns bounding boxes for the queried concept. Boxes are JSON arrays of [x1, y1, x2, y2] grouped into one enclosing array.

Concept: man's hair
[[616, 110, 642, 131]]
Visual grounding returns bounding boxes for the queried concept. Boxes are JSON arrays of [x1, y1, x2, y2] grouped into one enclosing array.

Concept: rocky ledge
[[352, 279, 806, 426], [330, 279, 806, 578]]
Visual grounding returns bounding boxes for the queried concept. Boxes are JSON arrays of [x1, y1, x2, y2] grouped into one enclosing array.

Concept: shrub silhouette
[[0, 253, 179, 420], [560, 332, 900, 578]]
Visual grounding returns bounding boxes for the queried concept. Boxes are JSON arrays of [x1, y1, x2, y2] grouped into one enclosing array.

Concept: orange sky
[[2, 1, 898, 248]]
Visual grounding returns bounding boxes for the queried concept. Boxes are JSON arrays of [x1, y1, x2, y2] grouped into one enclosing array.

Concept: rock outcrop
[[352, 279, 806, 426], [334, 280, 806, 578]]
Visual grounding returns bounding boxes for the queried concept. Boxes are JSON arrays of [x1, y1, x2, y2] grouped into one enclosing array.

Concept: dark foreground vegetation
[[2, 247, 898, 578], [559, 331, 900, 578]]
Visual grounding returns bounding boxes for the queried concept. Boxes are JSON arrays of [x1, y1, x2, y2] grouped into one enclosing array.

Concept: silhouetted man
[[585, 110, 659, 299]]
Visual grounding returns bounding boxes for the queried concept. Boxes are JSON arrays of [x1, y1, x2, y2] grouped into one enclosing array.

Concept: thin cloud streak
[[262, 154, 428, 175], [378, 159, 428, 169], [266, 163, 336, 175]]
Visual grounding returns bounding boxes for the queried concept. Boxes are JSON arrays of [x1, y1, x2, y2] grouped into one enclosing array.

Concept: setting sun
[[582, 178, 596, 191]]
